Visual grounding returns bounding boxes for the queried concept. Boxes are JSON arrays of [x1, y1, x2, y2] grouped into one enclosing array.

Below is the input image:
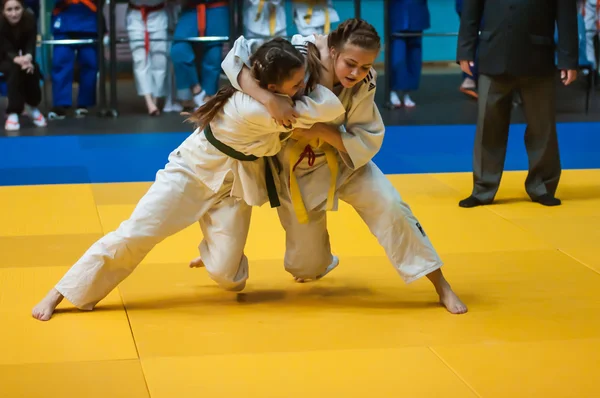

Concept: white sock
[[194, 90, 206, 107], [7, 113, 18, 122]]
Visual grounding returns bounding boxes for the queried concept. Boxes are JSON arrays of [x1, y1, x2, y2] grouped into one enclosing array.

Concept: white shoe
[[403, 94, 416, 107], [390, 91, 401, 107], [5, 113, 19, 131]]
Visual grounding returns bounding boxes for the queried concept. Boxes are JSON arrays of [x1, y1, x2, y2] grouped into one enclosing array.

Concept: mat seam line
[[557, 249, 600, 276], [428, 346, 483, 398], [90, 183, 152, 397]]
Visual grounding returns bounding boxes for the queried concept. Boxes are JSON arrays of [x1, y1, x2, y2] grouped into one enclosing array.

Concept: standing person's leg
[[337, 162, 467, 314], [401, 34, 423, 107], [389, 35, 407, 107], [127, 9, 157, 113], [517, 74, 562, 205], [50, 37, 76, 118], [200, 4, 230, 97], [459, 74, 516, 207], [148, 10, 169, 101], [32, 153, 229, 321], [171, 10, 202, 105], [75, 40, 98, 115]]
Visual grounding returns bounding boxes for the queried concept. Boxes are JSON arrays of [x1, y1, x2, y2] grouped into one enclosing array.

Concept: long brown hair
[[327, 18, 381, 53], [188, 37, 310, 131]]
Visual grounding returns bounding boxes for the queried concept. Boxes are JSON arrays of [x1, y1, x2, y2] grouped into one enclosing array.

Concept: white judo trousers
[[55, 151, 251, 311], [126, 3, 169, 98], [275, 148, 443, 283]]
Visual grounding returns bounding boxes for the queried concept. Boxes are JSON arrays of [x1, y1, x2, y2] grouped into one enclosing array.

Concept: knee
[[284, 250, 333, 279], [170, 43, 193, 64], [203, 252, 248, 291]]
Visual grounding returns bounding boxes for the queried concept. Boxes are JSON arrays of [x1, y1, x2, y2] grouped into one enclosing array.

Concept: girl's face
[[267, 66, 307, 97], [3, 0, 23, 25], [330, 43, 378, 88]]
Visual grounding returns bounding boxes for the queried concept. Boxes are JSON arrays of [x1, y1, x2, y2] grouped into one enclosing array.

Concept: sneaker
[[48, 107, 68, 120], [75, 108, 88, 118], [5, 113, 19, 131]]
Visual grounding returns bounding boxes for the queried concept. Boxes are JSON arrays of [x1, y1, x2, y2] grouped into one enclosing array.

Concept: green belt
[[204, 124, 280, 208]]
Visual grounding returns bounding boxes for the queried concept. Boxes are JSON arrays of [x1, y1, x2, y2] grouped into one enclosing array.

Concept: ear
[[329, 47, 338, 59], [266, 83, 278, 93]]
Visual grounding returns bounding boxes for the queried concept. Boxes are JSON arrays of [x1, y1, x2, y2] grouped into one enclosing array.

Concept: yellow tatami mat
[[2, 169, 600, 397]]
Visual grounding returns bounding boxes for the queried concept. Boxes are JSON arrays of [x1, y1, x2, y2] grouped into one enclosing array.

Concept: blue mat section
[[1, 122, 599, 186]]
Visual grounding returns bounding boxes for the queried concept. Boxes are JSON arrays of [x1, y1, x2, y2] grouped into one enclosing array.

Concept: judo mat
[[1, 169, 600, 397], [1, 120, 600, 397]]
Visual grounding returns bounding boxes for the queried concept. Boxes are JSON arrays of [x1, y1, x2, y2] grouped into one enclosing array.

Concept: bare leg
[[32, 288, 64, 321], [426, 269, 467, 314]]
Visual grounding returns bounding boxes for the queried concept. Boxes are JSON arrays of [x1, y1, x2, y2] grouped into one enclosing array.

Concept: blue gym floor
[[0, 122, 599, 186]]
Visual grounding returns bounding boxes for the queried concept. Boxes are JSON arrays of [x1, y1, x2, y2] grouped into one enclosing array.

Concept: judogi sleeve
[[221, 36, 264, 91], [244, 85, 346, 132], [338, 69, 385, 170], [221, 34, 317, 90]]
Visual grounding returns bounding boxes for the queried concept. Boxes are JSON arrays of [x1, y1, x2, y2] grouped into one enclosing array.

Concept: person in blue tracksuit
[[170, 0, 229, 110], [48, 0, 100, 119], [389, 0, 430, 108], [455, 0, 477, 98]]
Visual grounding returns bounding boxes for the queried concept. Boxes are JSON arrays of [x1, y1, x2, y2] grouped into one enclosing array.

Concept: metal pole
[[354, 0, 360, 19], [383, 0, 391, 108], [108, 0, 119, 116], [97, 0, 109, 116], [39, 0, 50, 112], [236, 0, 244, 37]]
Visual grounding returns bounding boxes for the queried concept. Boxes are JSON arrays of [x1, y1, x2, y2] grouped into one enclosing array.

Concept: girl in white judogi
[[32, 38, 346, 321], [243, 0, 287, 43], [126, 0, 170, 115], [210, 19, 467, 314], [292, 0, 339, 35]]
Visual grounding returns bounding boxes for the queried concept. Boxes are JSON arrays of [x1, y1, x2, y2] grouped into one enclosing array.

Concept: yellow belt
[[295, 0, 331, 34], [256, 0, 277, 36], [289, 138, 338, 224]]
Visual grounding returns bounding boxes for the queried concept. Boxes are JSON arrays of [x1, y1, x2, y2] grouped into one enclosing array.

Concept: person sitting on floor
[[0, 0, 46, 131]]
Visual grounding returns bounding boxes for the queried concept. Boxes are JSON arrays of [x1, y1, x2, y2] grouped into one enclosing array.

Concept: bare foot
[[189, 256, 205, 268], [294, 256, 339, 283], [426, 269, 468, 314], [437, 283, 468, 314], [32, 288, 64, 321]]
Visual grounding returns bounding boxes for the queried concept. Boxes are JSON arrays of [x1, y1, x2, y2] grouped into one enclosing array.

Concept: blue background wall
[[284, 0, 460, 63]]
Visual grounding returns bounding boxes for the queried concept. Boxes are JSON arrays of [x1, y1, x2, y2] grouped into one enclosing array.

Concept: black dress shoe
[[459, 196, 487, 208], [532, 194, 561, 206]]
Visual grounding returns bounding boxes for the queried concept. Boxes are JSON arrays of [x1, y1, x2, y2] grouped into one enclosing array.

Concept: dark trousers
[[472, 73, 561, 202], [1, 62, 42, 114]]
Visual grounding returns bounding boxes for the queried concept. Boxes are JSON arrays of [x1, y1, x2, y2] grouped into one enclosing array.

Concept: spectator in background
[[161, 0, 183, 113], [48, 0, 100, 120], [292, 0, 339, 35], [457, 0, 578, 208], [0, 0, 47, 131], [455, 0, 477, 98], [170, 0, 229, 110], [126, 0, 169, 115], [243, 0, 287, 44], [388, 0, 430, 108]]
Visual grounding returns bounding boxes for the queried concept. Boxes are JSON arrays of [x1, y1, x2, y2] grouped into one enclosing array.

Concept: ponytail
[[304, 41, 324, 92], [186, 86, 236, 131]]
